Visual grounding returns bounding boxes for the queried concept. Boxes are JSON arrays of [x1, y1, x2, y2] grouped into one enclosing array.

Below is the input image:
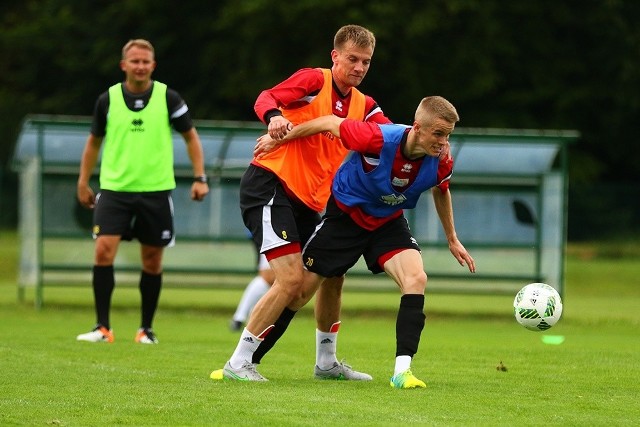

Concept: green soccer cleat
[[389, 369, 426, 389]]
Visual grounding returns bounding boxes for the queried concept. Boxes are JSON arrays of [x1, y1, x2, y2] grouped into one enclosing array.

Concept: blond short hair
[[334, 25, 376, 51], [415, 96, 459, 125], [121, 39, 155, 60]]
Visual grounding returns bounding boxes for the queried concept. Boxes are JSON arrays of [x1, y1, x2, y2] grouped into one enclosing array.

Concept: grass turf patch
[[1, 229, 639, 426]]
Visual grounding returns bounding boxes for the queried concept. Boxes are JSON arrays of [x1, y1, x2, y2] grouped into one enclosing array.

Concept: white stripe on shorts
[[260, 196, 289, 253]]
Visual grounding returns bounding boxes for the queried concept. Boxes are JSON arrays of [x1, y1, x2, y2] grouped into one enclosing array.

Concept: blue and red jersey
[[334, 121, 454, 230]]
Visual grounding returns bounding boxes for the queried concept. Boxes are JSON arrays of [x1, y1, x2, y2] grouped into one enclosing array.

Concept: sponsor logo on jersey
[[131, 118, 145, 132], [380, 193, 407, 206], [392, 177, 409, 187]]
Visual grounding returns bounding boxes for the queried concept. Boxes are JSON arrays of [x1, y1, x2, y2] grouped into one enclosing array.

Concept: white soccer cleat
[[210, 360, 268, 381], [77, 325, 114, 343], [134, 328, 159, 344], [314, 361, 373, 381]]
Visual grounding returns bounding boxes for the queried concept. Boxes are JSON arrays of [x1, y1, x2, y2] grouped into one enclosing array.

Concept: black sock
[[93, 265, 115, 330], [139, 271, 162, 329], [396, 294, 426, 357], [252, 308, 297, 364]]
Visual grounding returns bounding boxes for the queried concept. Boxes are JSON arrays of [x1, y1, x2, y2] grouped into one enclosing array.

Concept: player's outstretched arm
[[254, 115, 345, 159], [431, 187, 476, 273]]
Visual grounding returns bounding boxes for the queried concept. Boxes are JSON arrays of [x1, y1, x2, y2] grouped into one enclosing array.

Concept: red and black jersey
[[254, 67, 390, 125]]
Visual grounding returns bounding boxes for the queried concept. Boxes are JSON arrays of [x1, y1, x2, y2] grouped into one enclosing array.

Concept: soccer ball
[[513, 283, 563, 331]]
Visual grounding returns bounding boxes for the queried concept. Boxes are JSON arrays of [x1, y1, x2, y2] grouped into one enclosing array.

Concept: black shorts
[[93, 189, 174, 247], [302, 197, 421, 277], [240, 164, 321, 253]]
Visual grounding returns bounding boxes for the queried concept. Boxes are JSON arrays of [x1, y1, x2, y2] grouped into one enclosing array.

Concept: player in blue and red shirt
[[254, 96, 476, 388]]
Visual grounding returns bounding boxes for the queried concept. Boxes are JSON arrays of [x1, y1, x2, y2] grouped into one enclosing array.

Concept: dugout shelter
[[12, 115, 578, 308]]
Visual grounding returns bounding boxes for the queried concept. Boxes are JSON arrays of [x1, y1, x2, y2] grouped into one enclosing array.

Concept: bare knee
[[289, 272, 324, 310], [141, 245, 164, 275], [275, 268, 306, 303], [94, 236, 119, 265], [404, 270, 428, 294]]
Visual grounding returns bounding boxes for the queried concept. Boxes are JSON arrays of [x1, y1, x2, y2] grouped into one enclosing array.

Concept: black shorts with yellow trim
[[93, 189, 174, 246]]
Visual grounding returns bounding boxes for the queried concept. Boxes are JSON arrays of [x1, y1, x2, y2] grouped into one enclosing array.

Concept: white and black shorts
[[239, 164, 321, 254], [93, 189, 174, 247]]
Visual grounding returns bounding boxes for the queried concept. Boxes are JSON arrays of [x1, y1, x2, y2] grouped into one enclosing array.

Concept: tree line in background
[[1, 0, 639, 239]]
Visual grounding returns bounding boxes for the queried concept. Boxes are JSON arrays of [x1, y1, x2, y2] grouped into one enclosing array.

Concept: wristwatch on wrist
[[193, 174, 208, 183]]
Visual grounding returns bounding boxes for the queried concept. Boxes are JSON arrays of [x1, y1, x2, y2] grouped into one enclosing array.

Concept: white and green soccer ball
[[513, 283, 563, 331]]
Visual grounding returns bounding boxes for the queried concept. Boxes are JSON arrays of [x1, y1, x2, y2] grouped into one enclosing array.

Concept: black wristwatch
[[193, 174, 208, 183]]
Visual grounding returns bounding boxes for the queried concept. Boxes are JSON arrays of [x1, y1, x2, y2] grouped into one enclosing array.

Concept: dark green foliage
[[1, 0, 639, 233]]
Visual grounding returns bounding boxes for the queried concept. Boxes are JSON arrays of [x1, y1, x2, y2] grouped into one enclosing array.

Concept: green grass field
[[1, 230, 638, 426]]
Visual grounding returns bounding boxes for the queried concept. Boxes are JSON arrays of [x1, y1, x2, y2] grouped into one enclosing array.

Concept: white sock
[[229, 328, 262, 368], [394, 355, 412, 376], [232, 276, 270, 322], [316, 329, 339, 370]]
